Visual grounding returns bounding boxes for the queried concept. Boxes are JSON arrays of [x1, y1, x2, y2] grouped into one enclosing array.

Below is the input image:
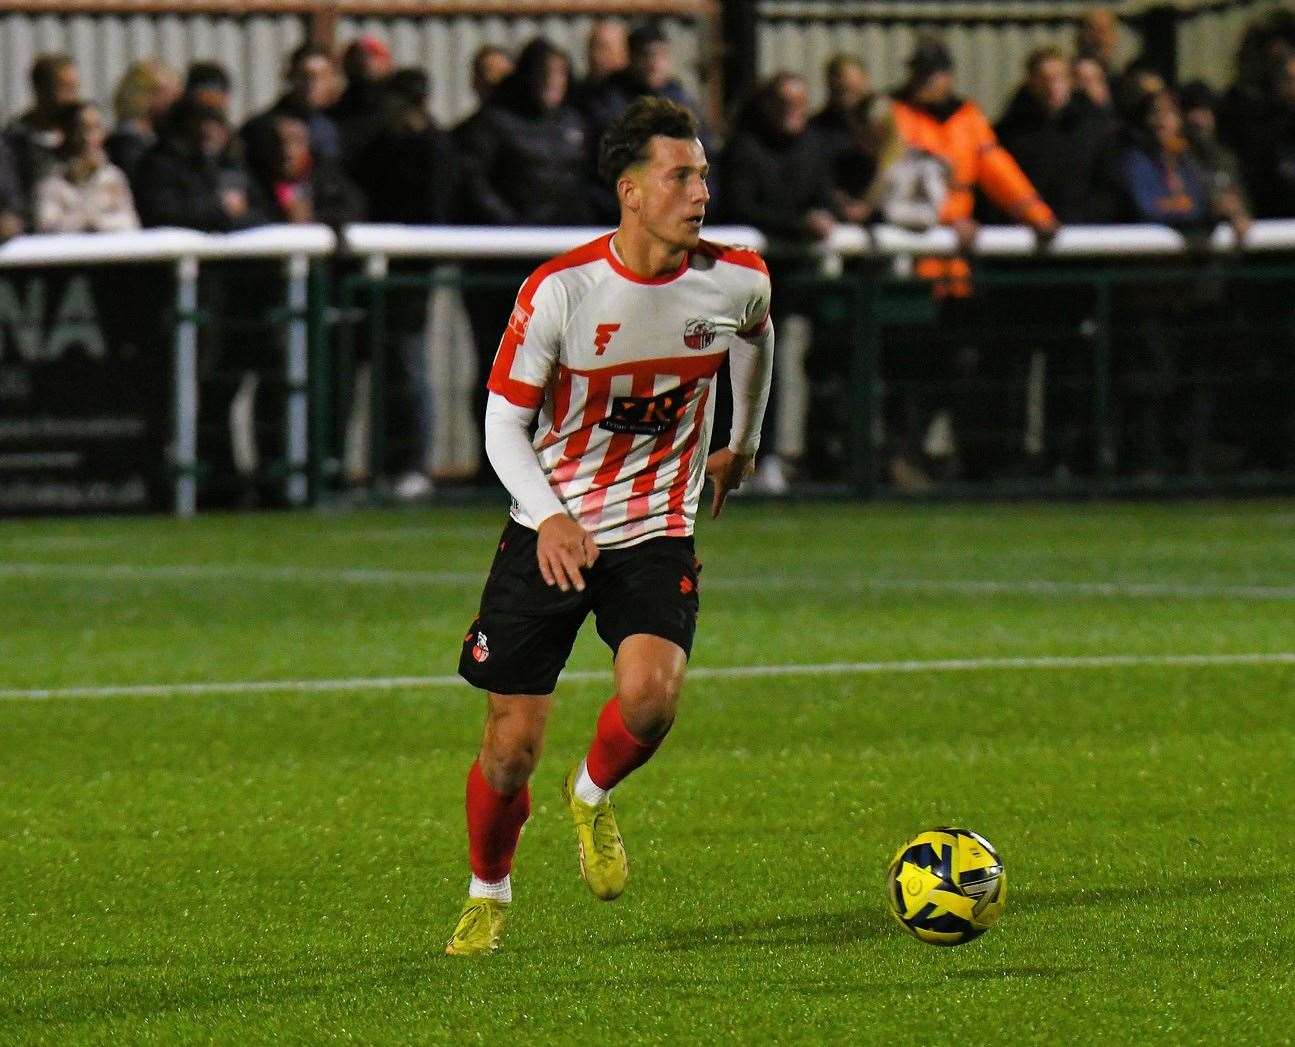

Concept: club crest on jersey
[[471, 631, 490, 663], [683, 318, 717, 350]]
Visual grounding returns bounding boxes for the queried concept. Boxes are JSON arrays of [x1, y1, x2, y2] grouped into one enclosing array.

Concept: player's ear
[[618, 171, 641, 214]]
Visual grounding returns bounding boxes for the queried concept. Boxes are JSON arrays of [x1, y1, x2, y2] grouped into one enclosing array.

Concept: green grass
[[1, 501, 1292, 1044]]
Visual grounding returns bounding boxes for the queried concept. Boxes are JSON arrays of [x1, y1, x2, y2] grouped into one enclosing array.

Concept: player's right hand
[[536, 514, 599, 593]]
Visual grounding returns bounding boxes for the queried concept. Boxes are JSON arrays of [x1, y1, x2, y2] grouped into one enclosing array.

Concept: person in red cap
[[331, 35, 395, 169]]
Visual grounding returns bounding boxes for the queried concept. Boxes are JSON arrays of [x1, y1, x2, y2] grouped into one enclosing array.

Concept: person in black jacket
[[721, 72, 836, 243], [331, 36, 394, 174], [577, 21, 712, 221], [352, 68, 455, 224], [106, 59, 181, 185], [5, 53, 81, 201], [457, 38, 596, 226], [242, 43, 342, 168], [244, 114, 363, 228], [133, 98, 269, 231], [993, 46, 1124, 224], [720, 73, 839, 492], [809, 54, 873, 169]]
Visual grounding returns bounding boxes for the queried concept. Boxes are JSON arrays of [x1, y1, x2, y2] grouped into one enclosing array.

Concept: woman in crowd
[[33, 100, 138, 233], [107, 59, 181, 183]]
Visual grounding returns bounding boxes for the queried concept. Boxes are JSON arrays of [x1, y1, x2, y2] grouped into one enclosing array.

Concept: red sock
[[466, 760, 530, 882], [584, 696, 661, 791]]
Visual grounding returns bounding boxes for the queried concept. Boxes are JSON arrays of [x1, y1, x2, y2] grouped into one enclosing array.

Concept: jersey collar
[[604, 232, 691, 286]]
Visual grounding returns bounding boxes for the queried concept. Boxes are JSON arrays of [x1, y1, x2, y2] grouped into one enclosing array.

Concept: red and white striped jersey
[[487, 232, 771, 549]]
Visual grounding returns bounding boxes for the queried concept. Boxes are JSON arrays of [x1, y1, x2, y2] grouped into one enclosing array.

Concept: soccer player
[[445, 97, 775, 956]]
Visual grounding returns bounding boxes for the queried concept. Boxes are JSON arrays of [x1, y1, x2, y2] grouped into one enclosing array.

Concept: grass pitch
[[1, 500, 1292, 1044]]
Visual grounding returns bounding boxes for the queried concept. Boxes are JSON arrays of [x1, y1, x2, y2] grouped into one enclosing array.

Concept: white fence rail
[[3, 219, 1295, 516]]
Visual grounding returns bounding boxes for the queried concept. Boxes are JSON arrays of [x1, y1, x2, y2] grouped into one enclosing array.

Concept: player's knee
[[481, 741, 539, 794], [617, 666, 683, 742], [482, 710, 545, 792]]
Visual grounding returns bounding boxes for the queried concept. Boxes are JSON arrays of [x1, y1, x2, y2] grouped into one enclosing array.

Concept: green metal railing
[[315, 256, 1295, 502]]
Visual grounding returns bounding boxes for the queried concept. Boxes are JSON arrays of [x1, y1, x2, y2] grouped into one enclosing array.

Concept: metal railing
[[4, 218, 1295, 514]]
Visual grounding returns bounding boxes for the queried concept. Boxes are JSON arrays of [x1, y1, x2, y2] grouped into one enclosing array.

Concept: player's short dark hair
[[597, 96, 699, 185]]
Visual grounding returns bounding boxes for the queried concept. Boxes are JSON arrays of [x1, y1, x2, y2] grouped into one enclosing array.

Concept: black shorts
[[458, 519, 701, 696]]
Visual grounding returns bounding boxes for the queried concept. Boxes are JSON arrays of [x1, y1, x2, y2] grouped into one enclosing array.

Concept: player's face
[[633, 135, 709, 250]]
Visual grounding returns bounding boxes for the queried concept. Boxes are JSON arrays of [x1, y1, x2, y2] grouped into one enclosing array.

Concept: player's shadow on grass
[[613, 906, 889, 951], [1011, 873, 1267, 913]]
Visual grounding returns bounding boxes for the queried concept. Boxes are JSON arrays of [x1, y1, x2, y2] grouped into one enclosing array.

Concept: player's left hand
[[706, 449, 754, 519]]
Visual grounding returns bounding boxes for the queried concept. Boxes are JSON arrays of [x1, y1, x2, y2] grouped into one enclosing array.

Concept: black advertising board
[[0, 263, 173, 515]]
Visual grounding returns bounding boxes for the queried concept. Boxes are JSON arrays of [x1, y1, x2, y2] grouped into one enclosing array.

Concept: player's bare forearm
[[536, 513, 599, 592], [706, 449, 755, 519]]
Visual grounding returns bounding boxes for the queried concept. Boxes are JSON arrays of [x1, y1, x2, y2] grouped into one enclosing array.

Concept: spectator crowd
[[0, 9, 1289, 242], [2, 7, 1293, 492], [4, 9, 1293, 242]]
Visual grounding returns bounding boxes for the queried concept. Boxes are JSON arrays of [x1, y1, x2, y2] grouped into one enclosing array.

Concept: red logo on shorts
[[679, 576, 695, 595], [471, 631, 490, 663]]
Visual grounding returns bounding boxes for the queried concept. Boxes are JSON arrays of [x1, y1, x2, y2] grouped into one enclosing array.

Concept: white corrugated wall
[[1, 12, 306, 124], [1177, 0, 1288, 89], [757, 10, 1141, 122], [0, 3, 1282, 130], [0, 10, 703, 129]]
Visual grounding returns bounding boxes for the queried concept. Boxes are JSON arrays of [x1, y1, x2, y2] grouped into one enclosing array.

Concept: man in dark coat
[[456, 38, 597, 226], [576, 21, 712, 221], [5, 53, 80, 200], [133, 98, 269, 231], [993, 46, 1124, 224], [242, 42, 342, 167], [719, 72, 838, 492], [809, 54, 873, 169], [331, 36, 394, 173]]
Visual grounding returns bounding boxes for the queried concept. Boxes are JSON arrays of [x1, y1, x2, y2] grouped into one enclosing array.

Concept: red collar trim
[[603, 233, 691, 285]]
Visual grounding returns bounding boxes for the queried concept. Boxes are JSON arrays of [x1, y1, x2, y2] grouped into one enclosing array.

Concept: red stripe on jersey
[[487, 237, 607, 403], [623, 379, 697, 530], [665, 385, 711, 532], [695, 239, 770, 276], [552, 374, 611, 492], [578, 372, 656, 522], [491, 377, 545, 409], [564, 351, 726, 385], [538, 365, 574, 450]]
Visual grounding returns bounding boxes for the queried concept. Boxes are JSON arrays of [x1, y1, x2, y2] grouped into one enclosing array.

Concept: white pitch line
[[2, 651, 1292, 703], [0, 562, 482, 585], [2, 560, 1295, 601]]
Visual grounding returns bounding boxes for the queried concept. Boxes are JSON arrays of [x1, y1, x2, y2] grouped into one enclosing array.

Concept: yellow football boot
[[444, 897, 508, 957], [561, 764, 629, 901]]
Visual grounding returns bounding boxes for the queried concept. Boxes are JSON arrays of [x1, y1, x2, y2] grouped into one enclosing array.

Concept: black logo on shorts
[[601, 387, 689, 435]]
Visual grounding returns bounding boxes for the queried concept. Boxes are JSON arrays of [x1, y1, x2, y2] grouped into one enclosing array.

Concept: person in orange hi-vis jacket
[[891, 37, 1059, 298]]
